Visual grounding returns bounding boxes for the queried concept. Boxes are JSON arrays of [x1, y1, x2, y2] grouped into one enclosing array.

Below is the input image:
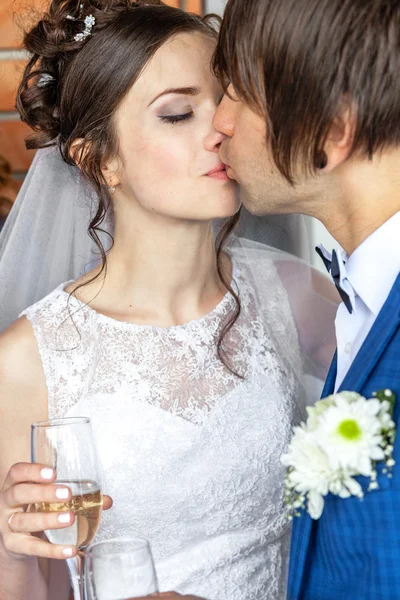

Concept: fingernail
[[55, 488, 70, 500], [63, 547, 74, 557], [41, 468, 54, 480], [58, 513, 71, 524]]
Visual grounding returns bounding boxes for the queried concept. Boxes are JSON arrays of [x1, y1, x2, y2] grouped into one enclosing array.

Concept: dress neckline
[[57, 263, 240, 333]]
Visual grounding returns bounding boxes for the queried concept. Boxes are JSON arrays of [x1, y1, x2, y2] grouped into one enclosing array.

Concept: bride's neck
[[78, 211, 230, 327]]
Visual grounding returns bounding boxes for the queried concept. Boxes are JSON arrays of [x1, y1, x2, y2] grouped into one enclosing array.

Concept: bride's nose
[[204, 127, 227, 153]]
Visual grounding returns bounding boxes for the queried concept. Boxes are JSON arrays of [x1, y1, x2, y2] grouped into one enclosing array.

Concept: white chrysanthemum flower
[[315, 394, 384, 476], [306, 397, 336, 431], [282, 428, 340, 519], [282, 390, 396, 520], [283, 428, 331, 494]]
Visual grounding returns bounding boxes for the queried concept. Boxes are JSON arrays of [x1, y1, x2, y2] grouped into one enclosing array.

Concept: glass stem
[[67, 552, 85, 600]]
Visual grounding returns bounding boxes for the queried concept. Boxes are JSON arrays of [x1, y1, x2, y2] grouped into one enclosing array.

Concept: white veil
[[0, 148, 101, 332]]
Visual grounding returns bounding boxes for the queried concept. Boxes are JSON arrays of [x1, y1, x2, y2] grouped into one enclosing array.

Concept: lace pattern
[[22, 247, 304, 599]]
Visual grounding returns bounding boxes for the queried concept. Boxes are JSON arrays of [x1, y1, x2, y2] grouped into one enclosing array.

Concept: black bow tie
[[315, 245, 354, 314]]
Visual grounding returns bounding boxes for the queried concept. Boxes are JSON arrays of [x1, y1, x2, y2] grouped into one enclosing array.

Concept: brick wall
[[0, 0, 204, 183]]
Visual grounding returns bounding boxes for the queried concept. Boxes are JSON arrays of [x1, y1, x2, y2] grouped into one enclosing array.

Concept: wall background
[[0, 0, 205, 185]]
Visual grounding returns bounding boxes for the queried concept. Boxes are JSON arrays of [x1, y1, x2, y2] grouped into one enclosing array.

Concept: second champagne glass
[[85, 537, 159, 599], [31, 416, 103, 599]]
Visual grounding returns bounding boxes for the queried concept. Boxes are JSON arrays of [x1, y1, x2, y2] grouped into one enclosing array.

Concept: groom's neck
[[315, 148, 400, 255]]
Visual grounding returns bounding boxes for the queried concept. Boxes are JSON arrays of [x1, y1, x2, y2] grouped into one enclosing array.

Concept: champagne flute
[[85, 537, 158, 599], [31, 417, 103, 600]]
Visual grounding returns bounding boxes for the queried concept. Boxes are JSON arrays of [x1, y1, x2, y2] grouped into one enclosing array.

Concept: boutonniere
[[281, 389, 396, 520]]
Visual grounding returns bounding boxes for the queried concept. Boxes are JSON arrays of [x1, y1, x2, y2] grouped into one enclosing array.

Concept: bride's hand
[[0, 462, 112, 561]]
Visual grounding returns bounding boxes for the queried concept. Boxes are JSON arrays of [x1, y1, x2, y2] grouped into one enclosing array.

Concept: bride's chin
[[219, 201, 242, 219]]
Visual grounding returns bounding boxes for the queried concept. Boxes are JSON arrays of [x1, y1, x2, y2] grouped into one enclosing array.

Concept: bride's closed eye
[[159, 111, 194, 125]]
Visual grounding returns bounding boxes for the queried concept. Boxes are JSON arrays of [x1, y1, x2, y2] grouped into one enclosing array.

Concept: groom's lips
[[219, 151, 237, 181], [225, 165, 237, 181]]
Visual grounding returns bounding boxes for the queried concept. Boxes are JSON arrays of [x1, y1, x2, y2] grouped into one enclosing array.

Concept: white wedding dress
[[22, 242, 312, 600]]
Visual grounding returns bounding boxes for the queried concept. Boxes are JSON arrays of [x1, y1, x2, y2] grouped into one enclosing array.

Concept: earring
[[108, 185, 116, 194], [316, 150, 328, 169]]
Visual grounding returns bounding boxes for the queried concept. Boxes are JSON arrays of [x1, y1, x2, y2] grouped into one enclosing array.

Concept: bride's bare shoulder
[[0, 317, 47, 399], [0, 318, 48, 477]]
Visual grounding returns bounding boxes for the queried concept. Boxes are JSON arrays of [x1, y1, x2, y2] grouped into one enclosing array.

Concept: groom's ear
[[323, 97, 357, 171]]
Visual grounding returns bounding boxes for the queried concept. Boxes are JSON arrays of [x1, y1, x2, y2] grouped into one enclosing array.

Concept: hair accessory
[[74, 14, 96, 42], [37, 73, 55, 88], [66, 4, 95, 42]]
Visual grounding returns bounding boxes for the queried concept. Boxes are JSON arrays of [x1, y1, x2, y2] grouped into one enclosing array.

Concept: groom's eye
[[159, 112, 194, 125]]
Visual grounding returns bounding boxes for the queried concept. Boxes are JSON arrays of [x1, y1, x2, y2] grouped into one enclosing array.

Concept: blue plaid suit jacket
[[288, 272, 400, 600]]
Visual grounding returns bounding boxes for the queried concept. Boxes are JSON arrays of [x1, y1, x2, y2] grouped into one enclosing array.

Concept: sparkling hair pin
[[73, 14, 96, 41], [37, 72, 55, 88], [66, 4, 96, 42]]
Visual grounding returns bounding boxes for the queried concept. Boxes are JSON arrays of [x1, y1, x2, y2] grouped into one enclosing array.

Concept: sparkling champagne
[[33, 480, 102, 549]]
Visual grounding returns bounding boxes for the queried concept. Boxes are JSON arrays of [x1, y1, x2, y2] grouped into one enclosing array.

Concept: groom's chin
[[239, 189, 271, 217]]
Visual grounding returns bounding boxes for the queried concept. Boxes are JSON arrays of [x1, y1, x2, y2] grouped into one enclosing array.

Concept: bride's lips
[[218, 154, 237, 181], [206, 164, 229, 181]]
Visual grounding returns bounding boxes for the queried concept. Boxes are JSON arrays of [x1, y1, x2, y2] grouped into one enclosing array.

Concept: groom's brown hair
[[214, 0, 400, 182]]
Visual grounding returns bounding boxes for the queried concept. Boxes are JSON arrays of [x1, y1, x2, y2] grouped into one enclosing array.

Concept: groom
[[135, 0, 400, 598], [211, 0, 400, 598]]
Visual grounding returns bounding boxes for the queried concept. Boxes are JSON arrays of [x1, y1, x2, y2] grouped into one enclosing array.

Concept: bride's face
[[108, 32, 240, 221]]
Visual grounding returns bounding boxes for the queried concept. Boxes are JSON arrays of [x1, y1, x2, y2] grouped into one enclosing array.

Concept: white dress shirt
[[334, 211, 400, 391]]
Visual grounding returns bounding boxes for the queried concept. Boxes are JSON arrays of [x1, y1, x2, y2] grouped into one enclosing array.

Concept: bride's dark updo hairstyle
[[17, 0, 242, 375]]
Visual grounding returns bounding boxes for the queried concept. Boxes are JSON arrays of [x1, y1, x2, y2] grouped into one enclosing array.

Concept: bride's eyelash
[[160, 112, 194, 125]]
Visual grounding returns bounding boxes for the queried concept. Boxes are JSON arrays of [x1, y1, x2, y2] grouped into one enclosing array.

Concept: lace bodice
[[23, 245, 304, 599]]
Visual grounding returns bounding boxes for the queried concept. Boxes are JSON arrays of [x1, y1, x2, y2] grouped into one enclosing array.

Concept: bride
[[0, 1, 337, 599]]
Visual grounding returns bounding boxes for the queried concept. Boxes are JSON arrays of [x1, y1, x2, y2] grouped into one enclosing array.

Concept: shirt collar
[[345, 211, 400, 316]]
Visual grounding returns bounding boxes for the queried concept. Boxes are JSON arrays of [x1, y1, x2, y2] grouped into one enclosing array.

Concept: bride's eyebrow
[[148, 86, 200, 107]]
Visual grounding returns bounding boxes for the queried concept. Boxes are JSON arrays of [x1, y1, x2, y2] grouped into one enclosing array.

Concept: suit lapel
[[321, 350, 337, 397], [290, 509, 313, 599]]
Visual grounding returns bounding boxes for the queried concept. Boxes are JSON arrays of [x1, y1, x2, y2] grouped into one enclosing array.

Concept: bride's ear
[[70, 139, 121, 189], [101, 155, 121, 190]]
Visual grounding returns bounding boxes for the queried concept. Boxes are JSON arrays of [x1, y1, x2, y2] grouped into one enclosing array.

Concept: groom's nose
[[213, 88, 236, 139]]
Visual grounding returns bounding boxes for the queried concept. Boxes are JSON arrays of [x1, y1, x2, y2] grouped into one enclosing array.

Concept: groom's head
[[213, 0, 400, 216]]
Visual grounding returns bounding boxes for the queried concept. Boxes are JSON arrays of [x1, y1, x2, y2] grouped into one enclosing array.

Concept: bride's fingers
[[5, 482, 72, 508], [2, 463, 56, 493], [5, 510, 75, 534], [102, 495, 113, 511], [2, 532, 77, 560]]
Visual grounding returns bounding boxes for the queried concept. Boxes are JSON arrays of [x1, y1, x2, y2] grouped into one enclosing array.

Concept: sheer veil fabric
[[0, 148, 101, 332]]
